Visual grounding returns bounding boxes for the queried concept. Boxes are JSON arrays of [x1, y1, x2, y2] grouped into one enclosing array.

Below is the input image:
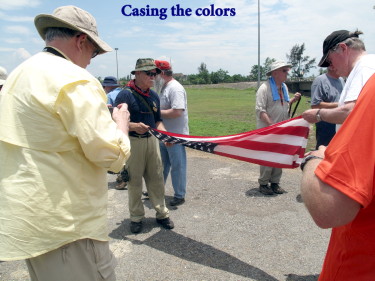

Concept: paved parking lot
[[0, 149, 330, 281]]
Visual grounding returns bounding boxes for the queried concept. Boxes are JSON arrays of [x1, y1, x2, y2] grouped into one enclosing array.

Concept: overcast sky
[[1, 0, 374, 79]]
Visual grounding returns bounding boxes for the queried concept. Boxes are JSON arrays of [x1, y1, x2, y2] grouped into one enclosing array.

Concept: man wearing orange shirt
[[300, 73, 375, 280]]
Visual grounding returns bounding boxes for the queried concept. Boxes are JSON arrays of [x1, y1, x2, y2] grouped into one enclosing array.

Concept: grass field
[[186, 86, 316, 150]]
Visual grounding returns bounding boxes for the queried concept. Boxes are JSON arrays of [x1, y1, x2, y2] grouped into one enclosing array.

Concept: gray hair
[[44, 27, 80, 42], [163, 69, 173, 77], [342, 30, 366, 51]]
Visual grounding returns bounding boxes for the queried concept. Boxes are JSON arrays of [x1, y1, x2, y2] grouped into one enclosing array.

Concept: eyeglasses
[[143, 71, 157, 77], [326, 44, 340, 66], [87, 37, 100, 58]]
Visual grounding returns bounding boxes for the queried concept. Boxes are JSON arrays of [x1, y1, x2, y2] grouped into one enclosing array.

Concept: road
[[0, 149, 330, 281]]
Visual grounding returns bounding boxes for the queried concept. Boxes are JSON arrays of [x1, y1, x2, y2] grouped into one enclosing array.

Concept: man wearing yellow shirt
[[0, 6, 131, 281]]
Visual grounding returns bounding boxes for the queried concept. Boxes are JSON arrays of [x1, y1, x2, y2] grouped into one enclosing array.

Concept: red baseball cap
[[155, 60, 171, 71]]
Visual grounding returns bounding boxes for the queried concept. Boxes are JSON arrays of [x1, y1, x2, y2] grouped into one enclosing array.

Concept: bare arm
[[156, 121, 166, 131], [161, 108, 184, 119], [289, 92, 301, 105], [259, 111, 273, 126], [311, 101, 338, 109], [302, 101, 355, 124], [301, 147, 361, 229]]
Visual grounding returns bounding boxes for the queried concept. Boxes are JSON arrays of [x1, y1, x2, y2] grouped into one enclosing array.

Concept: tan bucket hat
[[34, 5, 112, 55], [131, 58, 161, 74], [266, 61, 292, 76]]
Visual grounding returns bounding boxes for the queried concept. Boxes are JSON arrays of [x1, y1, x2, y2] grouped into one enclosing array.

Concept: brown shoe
[[271, 183, 285, 194], [259, 184, 274, 195], [115, 181, 127, 190], [116, 174, 123, 183]]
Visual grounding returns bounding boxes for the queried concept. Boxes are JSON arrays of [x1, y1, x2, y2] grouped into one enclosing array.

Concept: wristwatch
[[300, 155, 323, 171]]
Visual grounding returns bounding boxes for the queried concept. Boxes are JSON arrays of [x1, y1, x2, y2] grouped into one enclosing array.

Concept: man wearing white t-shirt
[[154, 60, 189, 206], [302, 30, 375, 129]]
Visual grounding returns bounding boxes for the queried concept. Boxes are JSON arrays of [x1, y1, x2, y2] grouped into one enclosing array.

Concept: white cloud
[[5, 15, 34, 22], [4, 37, 23, 44], [0, 0, 41, 10], [0, 47, 14, 52], [14, 48, 31, 60], [4, 25, 30, 35]]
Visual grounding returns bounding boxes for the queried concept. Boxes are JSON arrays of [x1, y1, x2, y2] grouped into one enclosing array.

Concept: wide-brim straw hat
[[34, 5, 112, 55]]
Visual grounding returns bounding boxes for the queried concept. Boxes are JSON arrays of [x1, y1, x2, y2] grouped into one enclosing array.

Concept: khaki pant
[[127, 136, 169, 222], [258, 165, 282, 185], [26, 239, 116, 281]]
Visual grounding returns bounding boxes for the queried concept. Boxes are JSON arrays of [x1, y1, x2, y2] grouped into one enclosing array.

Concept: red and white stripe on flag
[[149, 116, 310, 169]]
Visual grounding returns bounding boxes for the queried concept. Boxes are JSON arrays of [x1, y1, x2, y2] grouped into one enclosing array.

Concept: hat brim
[[34, 14, 112, 55], [131, 67, 161, 75], [266, 64, 292, 76], [318, 53, 330, 67], [102, 83, 120, 87]]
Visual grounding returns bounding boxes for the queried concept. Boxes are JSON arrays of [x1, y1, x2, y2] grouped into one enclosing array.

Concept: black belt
[[129, 133, 151, 138]]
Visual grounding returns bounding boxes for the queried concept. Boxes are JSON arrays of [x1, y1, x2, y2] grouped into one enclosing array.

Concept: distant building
[[173, 73, 188, 81]]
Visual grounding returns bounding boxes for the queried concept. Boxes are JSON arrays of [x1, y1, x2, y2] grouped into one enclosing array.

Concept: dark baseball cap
[[318, 30, 361, 67]]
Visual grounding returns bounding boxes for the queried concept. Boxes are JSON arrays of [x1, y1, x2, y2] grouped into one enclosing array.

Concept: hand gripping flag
[[149, 116, 310, 168]]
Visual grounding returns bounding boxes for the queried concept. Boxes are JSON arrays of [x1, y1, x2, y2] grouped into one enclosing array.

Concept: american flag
[[150, 116, 310, 168]]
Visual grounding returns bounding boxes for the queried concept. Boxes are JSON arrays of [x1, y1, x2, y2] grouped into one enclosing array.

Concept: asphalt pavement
[[0, 149, 330, 281]]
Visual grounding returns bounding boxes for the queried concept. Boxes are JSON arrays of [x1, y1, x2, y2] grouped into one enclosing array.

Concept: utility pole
[[115, 48, 119, 80], [257, 0, 260, 89]]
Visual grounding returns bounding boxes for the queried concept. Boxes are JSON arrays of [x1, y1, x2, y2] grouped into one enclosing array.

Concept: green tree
[[186, 74, 205, 85], [318, 68, 327, 75], [211, 69, 231, 84], [197, 62, 211, 84], [249, 65, 263, 81], [249, 57, 276, 80], [286, 43, 316, 79], [232, 74, 248, 82], [263, 57, 276, 77]]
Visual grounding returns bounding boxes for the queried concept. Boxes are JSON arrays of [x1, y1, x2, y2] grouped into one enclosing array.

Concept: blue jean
[[159, 142, 187, 199]]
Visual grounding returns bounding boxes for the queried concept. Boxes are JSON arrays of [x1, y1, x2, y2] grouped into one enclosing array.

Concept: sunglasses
[[143, 71, 157, 77]]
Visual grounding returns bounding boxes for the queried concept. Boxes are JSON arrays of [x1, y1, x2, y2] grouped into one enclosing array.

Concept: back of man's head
[[318, 30, 365, 67], [34, 5, 112, 55], [155, 60, 173, 76]]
